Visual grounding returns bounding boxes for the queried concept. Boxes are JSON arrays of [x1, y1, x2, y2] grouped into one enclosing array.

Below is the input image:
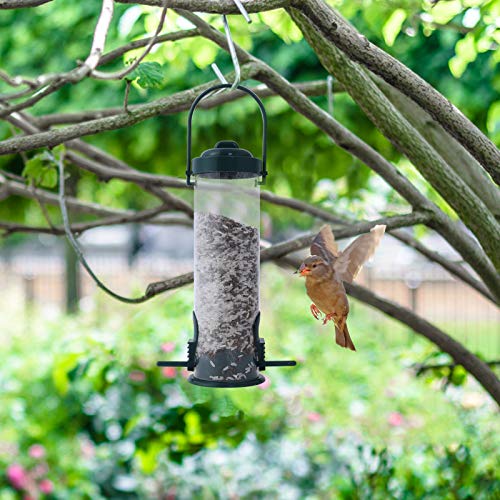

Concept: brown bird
[[298, 224, 386, 351]]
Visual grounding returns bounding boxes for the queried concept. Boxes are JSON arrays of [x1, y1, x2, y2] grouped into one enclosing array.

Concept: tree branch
[[0, 0, 51, 7], [289, 6, 500, 270], [33, 79, 340, 128], [99, 28, 200, 66], [414, 360, 500, 375], [114, 0, 290, 12], [0, 207, 191, 237], [374, 75, 500, 219], [294, 0, 500, 185], [343, 281, 500, 405]]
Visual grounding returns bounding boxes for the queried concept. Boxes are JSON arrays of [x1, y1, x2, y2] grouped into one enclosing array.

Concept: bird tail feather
[[335, 323, 356, 351]]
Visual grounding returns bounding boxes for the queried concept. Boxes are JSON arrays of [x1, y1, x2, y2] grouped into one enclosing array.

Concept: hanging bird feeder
[[157, 84, 296, 388]]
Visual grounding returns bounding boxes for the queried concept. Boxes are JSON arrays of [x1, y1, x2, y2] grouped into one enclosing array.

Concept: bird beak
[[298, 263, 310, 276]]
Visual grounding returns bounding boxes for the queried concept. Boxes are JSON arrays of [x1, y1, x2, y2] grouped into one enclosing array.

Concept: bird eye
[[312, 264, 317, 268]]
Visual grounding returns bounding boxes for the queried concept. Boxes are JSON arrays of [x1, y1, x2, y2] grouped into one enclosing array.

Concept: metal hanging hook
[[211, 1, 251, 90], [222, 14, 241, 90], [232, 0, 252, 23]]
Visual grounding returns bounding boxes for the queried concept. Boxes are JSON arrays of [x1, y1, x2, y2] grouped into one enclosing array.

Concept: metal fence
[[0, 228, 498, 358]]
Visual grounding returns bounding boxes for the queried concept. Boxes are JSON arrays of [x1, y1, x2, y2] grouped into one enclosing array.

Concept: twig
[[123, 80, 131, 113], [0, 207, 190, 237], [92, 0, 168, 81], [99, 28, 200, 66], [56, 150, 168, 304]]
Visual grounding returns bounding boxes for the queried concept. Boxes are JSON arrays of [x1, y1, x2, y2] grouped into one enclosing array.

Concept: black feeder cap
[[192, 141, 262, 178]]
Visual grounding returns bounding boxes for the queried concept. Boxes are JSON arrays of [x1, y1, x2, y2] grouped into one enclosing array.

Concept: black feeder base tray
[[157, 312, 296, 388]]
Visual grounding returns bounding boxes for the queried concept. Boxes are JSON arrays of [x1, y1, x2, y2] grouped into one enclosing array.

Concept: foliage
[[127, 62, 165, 89], [0, 267, 498, 498]]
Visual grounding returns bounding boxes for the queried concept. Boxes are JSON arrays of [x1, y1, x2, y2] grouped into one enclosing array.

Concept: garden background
[[0, 0, 499, 498]]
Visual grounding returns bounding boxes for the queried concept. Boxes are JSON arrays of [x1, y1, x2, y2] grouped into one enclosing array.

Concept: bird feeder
[[158, 84, 295, 388]]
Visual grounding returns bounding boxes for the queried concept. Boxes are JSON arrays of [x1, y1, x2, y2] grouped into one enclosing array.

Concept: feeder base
[[188, 373, 265, 388]]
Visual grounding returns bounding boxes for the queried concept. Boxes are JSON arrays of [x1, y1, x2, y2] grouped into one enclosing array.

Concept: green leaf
[[22, 155, 45, 180], [39, 166, 58, 188], [382, 9, 407, 47], [22, 151, 58, 188], [128, 62, 164, 89], [52, 143, 66, 159], [259, 11, 303, 44], [52, 352, 81, 395], [449, 33, 477, 78], [429, 0, 463, 25], [135, 441, 164, 474]]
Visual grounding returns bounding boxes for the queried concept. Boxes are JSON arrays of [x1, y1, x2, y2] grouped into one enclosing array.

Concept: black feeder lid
[[192, 140, 262, 177]]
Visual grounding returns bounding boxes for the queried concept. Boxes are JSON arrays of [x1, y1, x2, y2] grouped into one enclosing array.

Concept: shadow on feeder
[[157, 84, 296, 388]]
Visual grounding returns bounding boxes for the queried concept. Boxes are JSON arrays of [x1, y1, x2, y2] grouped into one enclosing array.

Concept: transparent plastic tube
[[192, 172, 262, 385]]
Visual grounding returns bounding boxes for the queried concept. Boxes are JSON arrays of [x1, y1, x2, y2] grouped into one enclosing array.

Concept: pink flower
[[129, 370, 146, 382], [181, 369, 190, 379], [39, 479, 54, 494], [32, 464, 49, 479], [162, 367, 177, 378], [258, 375, 271, 390], [307, 412, 322, 423], [80, 438, 95, 460], [6, 463, 27, 489], [388, 411, 404, 427], [28, 444, 46, 460], [161, 342, 175, 353]]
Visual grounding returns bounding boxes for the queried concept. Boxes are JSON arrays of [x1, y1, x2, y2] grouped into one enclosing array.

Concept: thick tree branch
[[374, 76, 500, 219], [289, 7, 500, 270], [414, 360, 500, 375], [33, 79, 340, 128], [294, 0, 500, 185], [0, 0, 51, 7], [114, 0, 289, 12]]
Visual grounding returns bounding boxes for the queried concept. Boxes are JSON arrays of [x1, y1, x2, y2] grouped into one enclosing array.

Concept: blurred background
[[0, 0, 499, 498]]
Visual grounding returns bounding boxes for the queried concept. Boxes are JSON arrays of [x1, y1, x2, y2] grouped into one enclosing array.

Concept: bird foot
[[322, 313, 335, 325], [310, 304, 322, 320]]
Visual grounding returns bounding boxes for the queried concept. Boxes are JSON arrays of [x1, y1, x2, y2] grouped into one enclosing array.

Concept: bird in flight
[[298, 224, 386, 351]]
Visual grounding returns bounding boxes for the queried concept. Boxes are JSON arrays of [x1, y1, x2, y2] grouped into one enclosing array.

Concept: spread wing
[[310, 224, 339, 264], [334, 225, 386, 283]]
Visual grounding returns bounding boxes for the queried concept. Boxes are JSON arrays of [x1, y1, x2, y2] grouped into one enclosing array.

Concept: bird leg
[[322, 313, 335, 325], [310, 304, 322, 320]]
